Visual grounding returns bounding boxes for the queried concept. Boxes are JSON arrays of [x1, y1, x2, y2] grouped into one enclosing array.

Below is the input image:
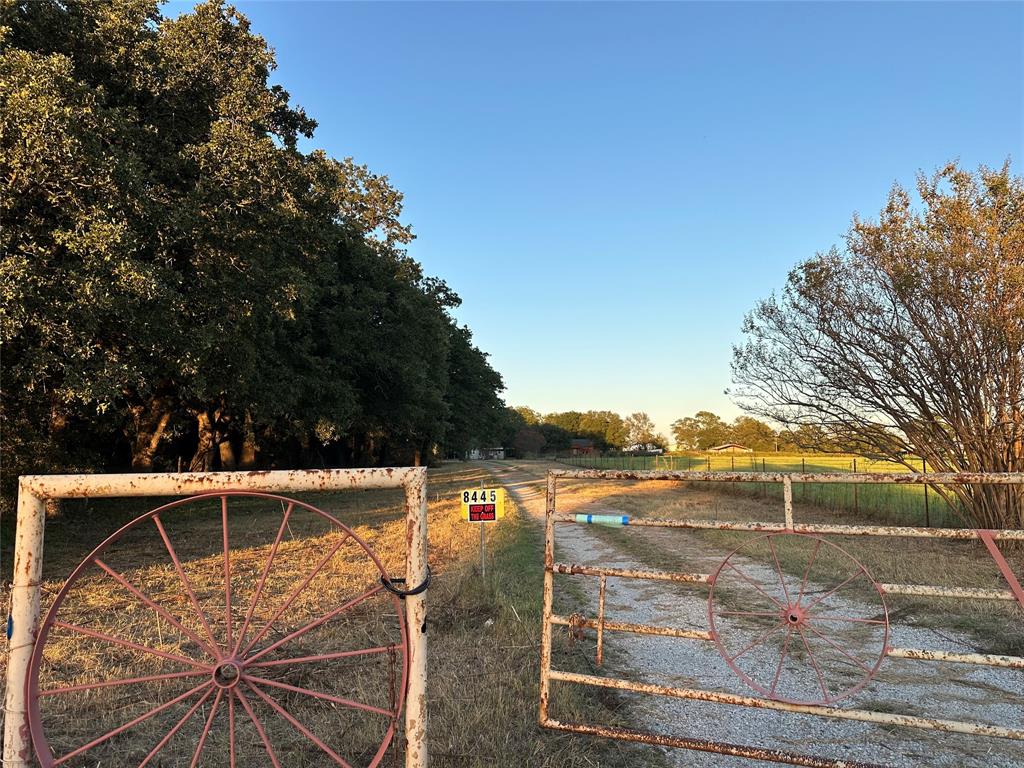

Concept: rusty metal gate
[[539, 469, 1024, 767], [4, 469, 430, 768]]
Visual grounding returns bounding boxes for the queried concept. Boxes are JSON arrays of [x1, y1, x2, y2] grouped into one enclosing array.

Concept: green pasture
[[560, 453, 961, 528]]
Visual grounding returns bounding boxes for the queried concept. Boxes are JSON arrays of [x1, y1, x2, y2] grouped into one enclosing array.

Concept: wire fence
[[559, 453, 960, 528]]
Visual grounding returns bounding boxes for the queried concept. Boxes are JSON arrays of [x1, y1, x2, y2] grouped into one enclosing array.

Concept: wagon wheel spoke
[[244, 673, 395, 717], [153, 515, 223, 658], [795, 538, 822, 606], [51, 621, 210, 670], [803, 612, 886, 625], [768, 627, 793, 698], [801, 569, 866, 614], [240, 532, 351, 656], [92, 557, 220, 660], [246, 643, 400, 669], [40, 669, 208, 697], [768, 536, 792, 605], [228, 692, 237, 767], [728, 624, 784, 663], [189, 688, 224, 768], [221, 496, 233, 651], [245, 582, 386, 664], [233, 686, 282, 768], [234, 502, 294, 656], [722, 561, 785, 609], [802, 614, 884, 626], [245, 682, 355, 768], [138, 686, 216, 767], [803, 622, 872, 673], [52, 681, 212, 766], [796, 626, 830, 704]]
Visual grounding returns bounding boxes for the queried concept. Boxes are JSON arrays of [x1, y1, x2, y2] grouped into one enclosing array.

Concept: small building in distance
[[468, 447, 506, 460], [624, 443, 665, 455], [707, 442, 753, 454], [570, 438, 596, 456]]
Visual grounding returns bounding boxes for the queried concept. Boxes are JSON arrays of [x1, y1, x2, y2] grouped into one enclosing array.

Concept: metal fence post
[[3, 482, 47, 768], [539, 472, 557, 725], [922, 458, 930, 527], [783, 475, 794, 529], [403, 468, 430, 768], [853, 457, 859, 515]]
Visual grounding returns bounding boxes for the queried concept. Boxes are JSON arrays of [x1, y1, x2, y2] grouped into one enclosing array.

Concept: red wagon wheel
[[28, 491, 408, 767], [708, 532, 888, 706]]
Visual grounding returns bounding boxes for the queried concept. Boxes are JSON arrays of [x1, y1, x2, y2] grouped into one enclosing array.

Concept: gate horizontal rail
[[539, 469, 1024, 767]]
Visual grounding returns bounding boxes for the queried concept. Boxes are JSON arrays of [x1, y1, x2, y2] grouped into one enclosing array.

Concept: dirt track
[[484, 459, 1024, 768]]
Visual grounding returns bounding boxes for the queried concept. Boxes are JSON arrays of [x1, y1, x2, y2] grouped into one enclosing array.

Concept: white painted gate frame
[[2, 468, 430, 768]]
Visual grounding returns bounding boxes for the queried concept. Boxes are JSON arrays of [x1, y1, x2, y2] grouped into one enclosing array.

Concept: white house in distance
[[468, 447, 505, 460], [707, 442, 753, 454]]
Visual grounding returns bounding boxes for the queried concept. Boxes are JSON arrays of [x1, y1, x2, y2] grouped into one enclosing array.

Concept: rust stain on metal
[[879, 582, 1019, 601], [542, 718, 884, 768], [886, 647, 1024, 669], [554, 514, 1024, 541], [550, 468, 1024, 485], [548, 669, 1024, 740], [551, 562, 711, 583], [550, 613, 713, 641]]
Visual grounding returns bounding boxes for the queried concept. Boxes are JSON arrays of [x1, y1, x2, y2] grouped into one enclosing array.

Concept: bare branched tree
[[731, 163, 1024, 528]]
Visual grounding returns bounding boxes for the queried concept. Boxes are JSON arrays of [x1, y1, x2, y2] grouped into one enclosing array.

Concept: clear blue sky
[[169, 1, 1023, 439]]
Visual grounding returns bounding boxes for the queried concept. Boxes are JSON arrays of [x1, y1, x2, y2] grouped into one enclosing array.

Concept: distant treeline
[[502, 408, 666, 454], [0, 2, 507, 508], [496, 408, 842, 456], [670, 411, 842, 453]]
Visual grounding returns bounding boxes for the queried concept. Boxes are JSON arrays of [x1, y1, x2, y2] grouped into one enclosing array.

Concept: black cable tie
[[381, 565, 431, 599]]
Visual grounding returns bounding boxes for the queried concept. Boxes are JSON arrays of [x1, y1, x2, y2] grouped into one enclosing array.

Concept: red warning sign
[[468, 503, 497, 522], [461, 488, 505, 523]]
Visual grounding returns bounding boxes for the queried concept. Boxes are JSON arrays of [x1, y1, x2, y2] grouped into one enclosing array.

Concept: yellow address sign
[[460, 488, 505, 523]]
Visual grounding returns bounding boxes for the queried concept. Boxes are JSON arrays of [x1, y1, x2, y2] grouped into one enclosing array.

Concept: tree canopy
[[731, 163, 1023, 528], [670, 411, 781, 451], [0, 0, 506, 503]]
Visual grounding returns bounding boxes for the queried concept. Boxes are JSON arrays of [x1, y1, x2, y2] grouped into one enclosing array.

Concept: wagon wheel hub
[[783, 606, 805, 626], [213, 661, 242, 689]]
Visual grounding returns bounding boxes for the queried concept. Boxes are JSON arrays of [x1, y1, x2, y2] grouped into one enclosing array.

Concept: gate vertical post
[[3, 483, 46, 768], [783, 475, 794, 529], [403, 468, 429, 768], [538, 472, 557, 724]]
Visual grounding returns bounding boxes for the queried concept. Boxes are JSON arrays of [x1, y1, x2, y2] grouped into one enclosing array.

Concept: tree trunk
[[130, 401, 172, 471], [190, 410, 215, 472], [219, 437, 237, 470], [239, 410, 257, 469]]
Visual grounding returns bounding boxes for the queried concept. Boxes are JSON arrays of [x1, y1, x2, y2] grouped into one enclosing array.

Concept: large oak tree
[[1, 0, 505, 504]]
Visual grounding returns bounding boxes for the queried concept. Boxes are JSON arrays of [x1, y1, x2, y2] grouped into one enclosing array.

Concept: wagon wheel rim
[[27, 491, 409, 767], [707, 532, 888, 706]]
